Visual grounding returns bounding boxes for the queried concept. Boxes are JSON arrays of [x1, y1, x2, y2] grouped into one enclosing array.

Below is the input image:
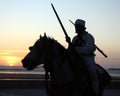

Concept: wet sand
[[0, 85, 120, 96]]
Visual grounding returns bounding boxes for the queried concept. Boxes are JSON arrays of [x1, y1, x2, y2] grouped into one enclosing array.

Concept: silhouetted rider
[[66, 19, 99, 95]]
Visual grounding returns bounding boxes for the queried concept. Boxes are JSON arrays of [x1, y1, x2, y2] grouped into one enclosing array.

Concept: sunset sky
[[0, 0, 120, 69]]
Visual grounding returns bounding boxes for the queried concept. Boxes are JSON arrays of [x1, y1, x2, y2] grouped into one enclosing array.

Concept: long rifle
[[51, 3, 71, 44], [95, 45, 108, 58], [69, 20, 108, 58], [51, 4, 107, 58]]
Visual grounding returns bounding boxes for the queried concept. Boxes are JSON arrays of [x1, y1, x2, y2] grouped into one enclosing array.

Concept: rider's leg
[[83, 56, 99, 96]]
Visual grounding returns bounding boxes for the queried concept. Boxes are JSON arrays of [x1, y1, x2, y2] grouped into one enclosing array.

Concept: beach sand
[[0, 84, 120, 96], [0, 87, 119, 96]]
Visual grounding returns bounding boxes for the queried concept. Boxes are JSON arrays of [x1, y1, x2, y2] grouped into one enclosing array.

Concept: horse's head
[[22, 33, 53, 70]]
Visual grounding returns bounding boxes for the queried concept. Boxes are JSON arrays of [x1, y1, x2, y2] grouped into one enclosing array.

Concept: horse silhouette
[[22, 33, 111, 96]]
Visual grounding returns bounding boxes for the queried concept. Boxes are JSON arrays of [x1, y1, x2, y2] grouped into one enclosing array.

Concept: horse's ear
[[44, 32, 47, 37], [40, 35, 42, 39]]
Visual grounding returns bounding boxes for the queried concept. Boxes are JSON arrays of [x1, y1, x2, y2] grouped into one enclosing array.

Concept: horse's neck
[[44, 45, 63, 72], [47, 48, 74, 84], [48, 49, 65, 72], [45, 43, 68, 73]]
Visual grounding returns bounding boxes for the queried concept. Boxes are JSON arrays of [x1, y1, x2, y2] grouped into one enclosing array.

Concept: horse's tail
[[96, 64, 111, 86]]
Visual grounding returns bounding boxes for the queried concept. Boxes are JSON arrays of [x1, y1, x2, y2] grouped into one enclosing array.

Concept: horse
[[22, 33, 111, 96]]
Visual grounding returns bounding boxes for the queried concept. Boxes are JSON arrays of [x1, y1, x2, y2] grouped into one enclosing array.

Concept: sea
[[0, 66, 44, 74], [0, 66, 45, 80]]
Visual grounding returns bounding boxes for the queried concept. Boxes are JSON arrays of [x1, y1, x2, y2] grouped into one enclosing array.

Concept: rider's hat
[[75, 19, 85, 27]]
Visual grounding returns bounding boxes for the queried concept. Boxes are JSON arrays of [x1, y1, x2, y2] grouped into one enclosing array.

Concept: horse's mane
[[39, 35, 67, 53]]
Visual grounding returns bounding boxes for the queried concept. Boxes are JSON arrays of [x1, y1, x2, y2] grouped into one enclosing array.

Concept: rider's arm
[[74, 34, 96, 55]]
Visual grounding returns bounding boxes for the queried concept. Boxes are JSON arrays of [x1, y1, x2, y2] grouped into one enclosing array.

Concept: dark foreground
[[0, 74, 120, 96], [0, 87, 120, 96], [0, 80, 120, 96]]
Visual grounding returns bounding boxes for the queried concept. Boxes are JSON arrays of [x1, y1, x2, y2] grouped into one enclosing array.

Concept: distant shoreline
[[108, 68, 120, 71]]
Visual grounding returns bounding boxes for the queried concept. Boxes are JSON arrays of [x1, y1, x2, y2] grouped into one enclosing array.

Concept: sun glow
[[5, 56, 21, 66], [0, 50, 28, 66], [1, 56, 21, 66]]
